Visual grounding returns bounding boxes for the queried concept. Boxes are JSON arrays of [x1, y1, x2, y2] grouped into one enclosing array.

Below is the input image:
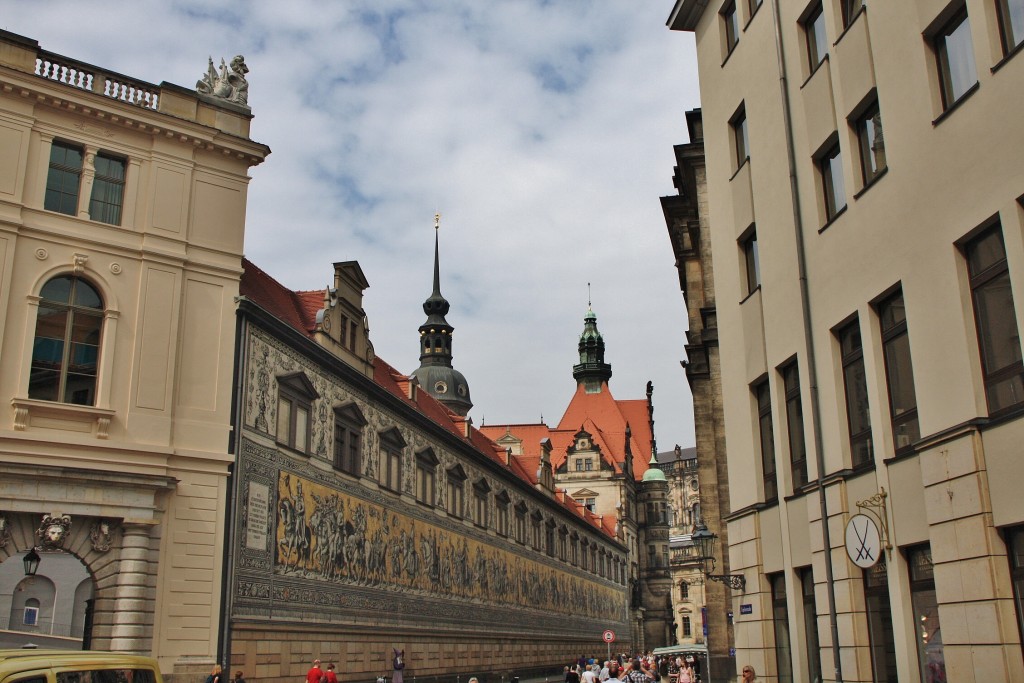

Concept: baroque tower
[[411, 214, 472, 416], [573, 302, 613, 393]]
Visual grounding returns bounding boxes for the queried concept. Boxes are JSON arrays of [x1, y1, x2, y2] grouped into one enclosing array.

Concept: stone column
[[109, 519, 157, 653]]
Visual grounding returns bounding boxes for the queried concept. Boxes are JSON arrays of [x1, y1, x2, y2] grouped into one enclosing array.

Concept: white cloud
[[4, 0, 701, 449]]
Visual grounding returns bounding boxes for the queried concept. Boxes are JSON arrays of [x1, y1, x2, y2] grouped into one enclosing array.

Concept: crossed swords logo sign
[[845, 514, 881, 569]]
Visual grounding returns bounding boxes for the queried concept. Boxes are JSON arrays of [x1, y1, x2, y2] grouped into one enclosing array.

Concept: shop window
[[770, 573, 794, 683], [864, 560, 898, 683], [907, 545, 945, 682]]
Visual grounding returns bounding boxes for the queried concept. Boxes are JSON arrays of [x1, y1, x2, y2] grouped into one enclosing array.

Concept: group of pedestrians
[[563, 653, 698, 683]]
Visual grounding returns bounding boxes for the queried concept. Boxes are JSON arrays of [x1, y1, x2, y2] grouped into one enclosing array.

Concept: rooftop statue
[[196, 55, 249, 107]]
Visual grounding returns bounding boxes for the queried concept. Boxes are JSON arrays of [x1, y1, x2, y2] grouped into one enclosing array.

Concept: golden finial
[[434, 212, 441, 231]]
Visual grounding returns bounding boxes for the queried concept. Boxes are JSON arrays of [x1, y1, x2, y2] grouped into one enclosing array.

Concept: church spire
[[572, 287, 612, 393], [411, 213, 473, 416]]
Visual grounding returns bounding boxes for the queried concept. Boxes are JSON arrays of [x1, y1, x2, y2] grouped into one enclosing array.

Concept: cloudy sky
[[5, 2, 702, 450]]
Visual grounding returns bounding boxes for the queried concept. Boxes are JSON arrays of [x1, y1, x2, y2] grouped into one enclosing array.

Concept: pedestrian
[[623, 659, 651, 683], [206, 665, 223, 683], [581, 664, 597, 683], [233, 671, 245, 683], [566, 665, 581, 683], [606, 662, 621, 682], [677, 661, 693, 683], [324, 664, 338, 683], [305, 660, 323, 683], [741, 665, 757, 682], [392, 650, 405, 683], [599, 661, 610, 682]]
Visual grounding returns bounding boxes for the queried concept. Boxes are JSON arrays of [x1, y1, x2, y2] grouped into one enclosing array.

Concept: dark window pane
[[998, 0, 1024, 53], [937, 10, 977, 108], [72, 279, 103, 309], [974, 273, 1021, 373], [41, 276, 73, 304], [807, 5, 828, 67], [44, 142, 83, 216]]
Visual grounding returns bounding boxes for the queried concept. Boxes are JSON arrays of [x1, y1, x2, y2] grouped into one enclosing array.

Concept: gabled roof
[[238, 258, 617, 540], [481, 381, 654, 480]]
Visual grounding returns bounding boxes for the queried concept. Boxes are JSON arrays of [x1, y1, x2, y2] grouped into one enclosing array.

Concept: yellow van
[[0, 650, 162, 683]]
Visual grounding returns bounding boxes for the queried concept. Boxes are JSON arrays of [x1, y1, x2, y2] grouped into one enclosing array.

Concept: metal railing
[[35, 50, 160, 110]]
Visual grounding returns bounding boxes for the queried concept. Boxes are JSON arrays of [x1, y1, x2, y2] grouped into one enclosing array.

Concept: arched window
[[30, 275, 103, 405]]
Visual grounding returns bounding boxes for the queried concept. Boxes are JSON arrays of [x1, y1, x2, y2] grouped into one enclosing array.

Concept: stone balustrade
[[35, 50, 159, 110]]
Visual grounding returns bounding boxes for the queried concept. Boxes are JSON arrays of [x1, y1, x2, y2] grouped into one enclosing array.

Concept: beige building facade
[[669, 0, 1024, 681], [0, 29, 267, 678]]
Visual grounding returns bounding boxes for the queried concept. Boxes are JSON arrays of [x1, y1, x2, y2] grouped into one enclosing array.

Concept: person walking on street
[[305, 660, 323, 683], [741, 665, 757, 682]]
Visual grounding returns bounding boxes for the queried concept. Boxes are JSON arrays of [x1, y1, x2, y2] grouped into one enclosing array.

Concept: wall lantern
[[23, 547, 41, 576], [691, 520, 745, 590]]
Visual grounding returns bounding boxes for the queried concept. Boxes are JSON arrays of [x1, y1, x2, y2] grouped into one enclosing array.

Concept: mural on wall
[[235, 330, 628, 631], [273, 470, 620, 619]]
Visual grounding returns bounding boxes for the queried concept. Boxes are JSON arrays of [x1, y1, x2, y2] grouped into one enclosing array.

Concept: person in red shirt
[[306, 660, 323, 683], [324, 664, 338, 683]]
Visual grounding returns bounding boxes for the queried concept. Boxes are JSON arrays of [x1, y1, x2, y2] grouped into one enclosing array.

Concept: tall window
[[515, 503, 528, 544], [907, 545, 945, 682], [803, 2, 828, 69], [722, 0, 740, 55], [682, 615, 692, 637], [933, 7, 978, 109], [531, 513, 543, 550], [782, 361, 808, 488], [731, 104, 749, 170], [997, 0, 1024, 54], [878, 290, 920, 453], [965, 225, 1024, 414], [680, 582, 690, 599], [473, 479, 490, 528], [1005, 526, 1024, 650], [741, 229, 760, 296], [30, 275, 103, 405], [819, 141, 847, 221], [838, 319, 873, 468], [495, 492, 510, 536], [855, 101, 886, 184], [379, 429, 405, 493], [800, 569, 821, 683], [770, 573, 794, 683], [747, 0, 763, 17], [446, 466, 465, 518], [89, 153, 126, 225], [755, 379, 778, 502], [333, 404, 365, 475], [44, 141, 83, 216], [545, 520, 556, 557], [865, 560, 898, 683], [277, 391, 310, 453], [415, 449, 437, 506]]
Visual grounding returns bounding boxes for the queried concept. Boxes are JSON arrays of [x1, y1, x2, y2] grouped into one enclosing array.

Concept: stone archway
[[0, 511, 154, 652]]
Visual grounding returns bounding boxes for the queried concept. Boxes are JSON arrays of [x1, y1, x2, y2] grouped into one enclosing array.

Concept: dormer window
[[276, 372, 319, 454]]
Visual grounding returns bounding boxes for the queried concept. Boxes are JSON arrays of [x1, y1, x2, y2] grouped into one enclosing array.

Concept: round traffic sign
[[602, 629, 616, 643]]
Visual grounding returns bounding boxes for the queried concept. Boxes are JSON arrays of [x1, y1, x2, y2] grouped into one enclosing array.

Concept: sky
[[4, 1, 702, 450]]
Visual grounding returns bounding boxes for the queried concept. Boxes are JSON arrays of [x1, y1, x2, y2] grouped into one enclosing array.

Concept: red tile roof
[[238, 258, 616, 539], [481, 382, 655, 480]]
